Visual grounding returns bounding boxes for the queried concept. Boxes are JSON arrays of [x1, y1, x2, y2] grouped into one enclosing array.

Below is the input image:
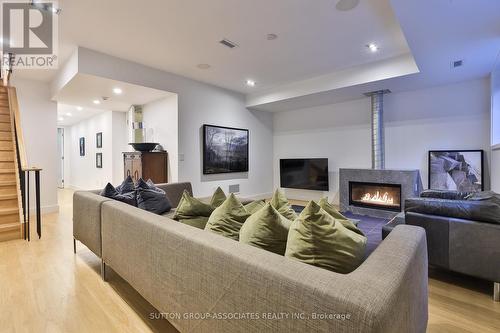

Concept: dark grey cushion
[[116, 175, 135, 193], [420, 189, 471, 200], [135, 179, 172, 215], [405, 197, 500, 225], [100, 183, 137, 206]]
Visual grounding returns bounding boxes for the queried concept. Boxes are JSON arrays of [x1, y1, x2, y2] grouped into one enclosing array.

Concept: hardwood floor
[[0, 188, 498, 332]]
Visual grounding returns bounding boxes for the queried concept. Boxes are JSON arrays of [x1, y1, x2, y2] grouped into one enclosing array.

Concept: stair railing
[[7, 86, 43, 241]]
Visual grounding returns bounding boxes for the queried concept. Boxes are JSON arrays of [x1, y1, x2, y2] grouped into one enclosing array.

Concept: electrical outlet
[[179, 153, 185, 161]]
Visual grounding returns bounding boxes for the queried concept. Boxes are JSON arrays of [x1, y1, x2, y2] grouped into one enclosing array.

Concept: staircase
[[0, 86, 23, 241]]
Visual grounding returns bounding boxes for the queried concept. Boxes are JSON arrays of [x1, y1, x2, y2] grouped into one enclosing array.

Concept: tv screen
[[280, 158, 329, 191]]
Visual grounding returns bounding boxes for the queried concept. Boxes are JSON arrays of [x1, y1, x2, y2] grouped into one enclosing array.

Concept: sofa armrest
[[101, 200, 428, 333], [73, 191, 111, 257]]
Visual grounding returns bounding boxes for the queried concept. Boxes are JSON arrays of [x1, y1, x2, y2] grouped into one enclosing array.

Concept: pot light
[[367, 43, 379, 53], [76, 106, 83, 111], [113, 87, 123, 95], [267, 33, 278, 41], [197, 63, 211, 70], [66, 113, 72, 117], [58, 117, 64, 121], [93, 99, 101, 105], [246, 79, 256, 87]]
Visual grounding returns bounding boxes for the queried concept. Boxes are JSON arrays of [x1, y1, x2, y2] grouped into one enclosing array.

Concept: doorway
[[57, 128, 64, 188]]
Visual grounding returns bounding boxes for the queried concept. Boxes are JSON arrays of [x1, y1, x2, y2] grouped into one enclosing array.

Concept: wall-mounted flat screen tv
[[280, 158, 329, 191]]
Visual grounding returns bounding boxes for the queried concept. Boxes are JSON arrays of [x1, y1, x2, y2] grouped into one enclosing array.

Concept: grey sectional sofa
[[73, 183, 429, 332], [405, 194, 500, 302]]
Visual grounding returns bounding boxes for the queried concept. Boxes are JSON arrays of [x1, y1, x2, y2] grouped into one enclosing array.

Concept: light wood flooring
[[0, 189, 498, 332]]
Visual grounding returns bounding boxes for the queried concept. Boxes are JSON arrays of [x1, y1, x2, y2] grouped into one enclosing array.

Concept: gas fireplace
[[349, 181, 402, 212]]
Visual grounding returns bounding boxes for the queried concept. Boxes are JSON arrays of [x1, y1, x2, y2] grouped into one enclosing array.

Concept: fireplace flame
[[361, 191, 394, 205]]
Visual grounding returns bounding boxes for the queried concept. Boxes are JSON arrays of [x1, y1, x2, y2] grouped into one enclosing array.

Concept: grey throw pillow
[[135, 178, 172, 214], [100, 182, 137, 206]]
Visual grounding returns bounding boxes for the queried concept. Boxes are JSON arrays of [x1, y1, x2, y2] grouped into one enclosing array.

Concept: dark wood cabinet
[[123, 152, 168, 183]]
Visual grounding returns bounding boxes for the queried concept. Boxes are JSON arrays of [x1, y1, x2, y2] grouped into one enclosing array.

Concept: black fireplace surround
[[349, 181, 402, 212]]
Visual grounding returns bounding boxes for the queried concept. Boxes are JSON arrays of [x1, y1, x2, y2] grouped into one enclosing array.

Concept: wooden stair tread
[[0, 223, 21, 232], [0, 180, 15, 186], [0, 169, 15, 174], [0, 193, 17, 200], [0, 207, 18, 215]]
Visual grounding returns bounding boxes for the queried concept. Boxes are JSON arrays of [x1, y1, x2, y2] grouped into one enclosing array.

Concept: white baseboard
[[242, 192, 273, 201]]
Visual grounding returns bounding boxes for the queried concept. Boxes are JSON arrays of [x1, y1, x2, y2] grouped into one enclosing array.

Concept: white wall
[[142, 94, 179, 182], [12, 78, 59, 213], [111, 112, 129, 185], [490, 66, 500, 191], [274, 78, 491, 202], [77, 48, 274, 198]]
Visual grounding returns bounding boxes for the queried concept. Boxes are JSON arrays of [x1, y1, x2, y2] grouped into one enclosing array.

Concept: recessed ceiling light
[[113, 87, 123, 95], [246, 79, 256, 87], [93, 99, 101, 105], [367, 43, 379, 53], [66, 113, 72, 117], [335, 0, 360, 11], [197, 63, 211, 70], [58, 117, 64, 121], [267, 33, 278, 41], [76, 106, 83, 111]]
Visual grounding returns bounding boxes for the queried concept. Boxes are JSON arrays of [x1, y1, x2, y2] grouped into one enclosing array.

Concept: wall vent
[[228, 184, 240, 193], [452, 60, 463, 68], [219, 39, 238, 49]]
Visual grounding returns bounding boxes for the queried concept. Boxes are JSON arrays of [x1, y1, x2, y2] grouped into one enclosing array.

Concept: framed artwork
[[428, 150, 484, 192], [96, 153, 103, 168], [79, 137, 85, 156], [203, 124, 249, 174], [96, 132, 102, 148]]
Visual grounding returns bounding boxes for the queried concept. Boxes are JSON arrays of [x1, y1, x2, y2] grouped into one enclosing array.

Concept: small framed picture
[[79, 137, 85, 156], [96, 153, 103, 168], [96, 132, 102, 148]]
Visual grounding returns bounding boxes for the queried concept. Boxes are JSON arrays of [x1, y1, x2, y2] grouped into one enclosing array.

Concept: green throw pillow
[[240, 203, 292, 255], [270, 189, 298, 221], [318, 198, 365, 236], [285, 201, 367, 274], [173, 190, 214, 220], [178, 216, 210, 230], [204, 194, 250, 240], [210, 187, 227, 208], [244, 199, 266, 214]]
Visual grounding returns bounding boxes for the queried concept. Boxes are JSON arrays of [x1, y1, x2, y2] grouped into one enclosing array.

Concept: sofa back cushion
[[156, 182, 193, 207], [285, 201, 367, 274]]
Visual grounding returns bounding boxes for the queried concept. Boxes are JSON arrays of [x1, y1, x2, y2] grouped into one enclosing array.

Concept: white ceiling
[[57, 104, 105, 126], [16, 0, 411, 93], [54, 73, 173, 112], [12, 0, 500, 112]]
